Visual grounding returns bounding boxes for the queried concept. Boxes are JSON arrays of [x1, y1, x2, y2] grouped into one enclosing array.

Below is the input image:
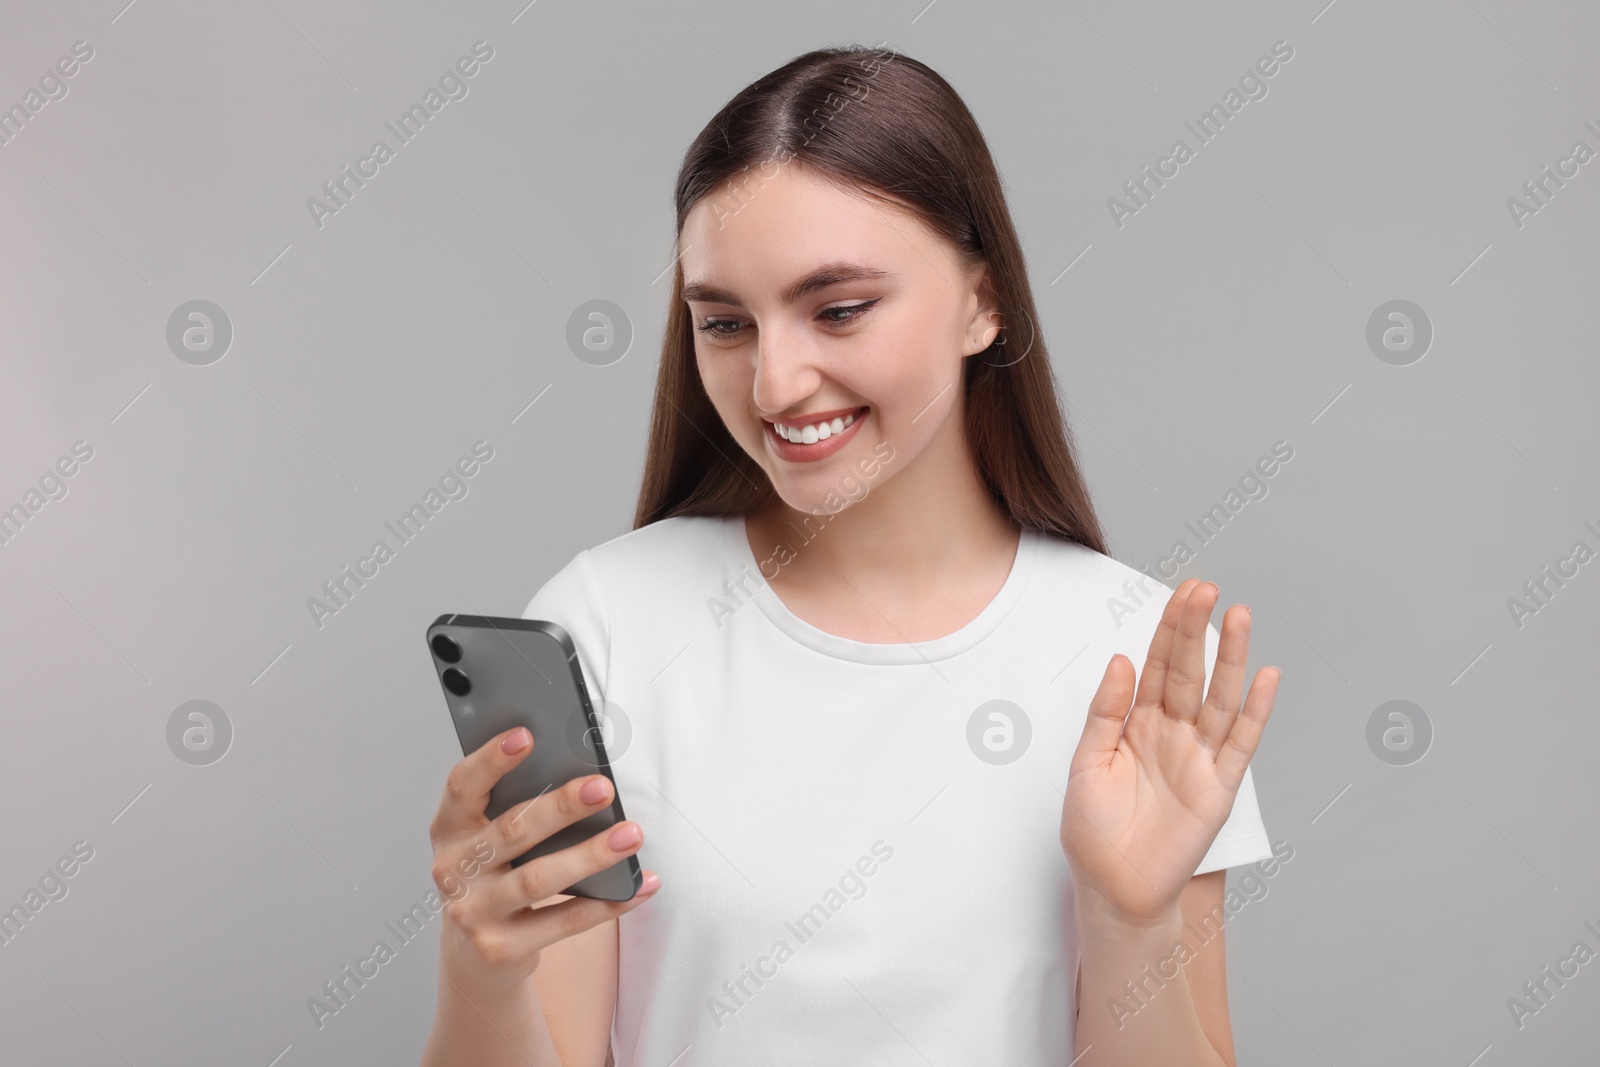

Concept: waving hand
[[1060, 579, 1280, 923]]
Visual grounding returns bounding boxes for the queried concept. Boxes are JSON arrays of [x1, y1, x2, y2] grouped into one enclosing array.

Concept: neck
[[747, 416, 1018, 593]]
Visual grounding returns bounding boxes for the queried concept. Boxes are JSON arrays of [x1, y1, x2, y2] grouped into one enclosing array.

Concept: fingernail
[[579, 777, 610, 804], [638, 872, 660, 896], [500, 729, 529, 754], [607, 822, 641, 852]]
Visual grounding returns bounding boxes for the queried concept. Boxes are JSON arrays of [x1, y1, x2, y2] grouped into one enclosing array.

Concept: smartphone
[[426, 613, 641, 902]]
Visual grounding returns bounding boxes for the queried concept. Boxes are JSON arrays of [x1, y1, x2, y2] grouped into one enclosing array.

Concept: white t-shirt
[[520, 513, 1273, 1066]]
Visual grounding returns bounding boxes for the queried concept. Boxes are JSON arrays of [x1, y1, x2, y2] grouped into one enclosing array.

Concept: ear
[[962, 265, 1004, 357]]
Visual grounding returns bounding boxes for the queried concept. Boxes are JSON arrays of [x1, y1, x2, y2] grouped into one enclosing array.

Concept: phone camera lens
[[431, 634, 462, 663], [441, 668, 471, 697]]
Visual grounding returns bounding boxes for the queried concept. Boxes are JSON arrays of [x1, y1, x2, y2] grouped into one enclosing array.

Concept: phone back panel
[[427, 613, 640, 901]]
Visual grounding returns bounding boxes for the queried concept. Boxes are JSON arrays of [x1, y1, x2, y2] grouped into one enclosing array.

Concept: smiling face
[[680, 163, 1001, 517]]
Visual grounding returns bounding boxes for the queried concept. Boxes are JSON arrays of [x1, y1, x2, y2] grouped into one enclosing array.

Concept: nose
[[750, 327, 824, 419]]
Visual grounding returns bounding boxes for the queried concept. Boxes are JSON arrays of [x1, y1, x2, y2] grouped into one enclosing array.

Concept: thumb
[[1071, 654, 1135, 773]]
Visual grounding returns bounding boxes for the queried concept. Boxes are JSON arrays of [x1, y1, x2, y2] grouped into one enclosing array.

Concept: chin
[[790, 493, 856, 518]]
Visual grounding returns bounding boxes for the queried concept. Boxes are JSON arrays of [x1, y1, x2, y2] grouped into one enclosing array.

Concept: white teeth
[[776, 411, 857, 443]]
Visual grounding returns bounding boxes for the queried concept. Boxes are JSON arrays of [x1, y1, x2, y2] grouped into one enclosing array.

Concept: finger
[[453, 871, 662, 961], [1162, 580, 1218, 726], [430, 727, 537, 842], [1195, 603, 1251, 753], [1131, 579, 1202, 713], [482, 813, 646, 917], [431, 771, 619, 906], [495, 771, 619, 866], [1070, 653, 1135, 774], [1214, 666, 1280, 792], [526, 871, 662, 927]]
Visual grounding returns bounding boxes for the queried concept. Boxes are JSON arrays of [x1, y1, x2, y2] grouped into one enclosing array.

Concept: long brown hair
[[632, 43, 1108, 556]]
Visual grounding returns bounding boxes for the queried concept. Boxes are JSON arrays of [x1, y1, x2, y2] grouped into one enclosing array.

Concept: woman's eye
[[694, 299, 879, 340], [819, 299, 879, 325], [694, 318, 742, 338]]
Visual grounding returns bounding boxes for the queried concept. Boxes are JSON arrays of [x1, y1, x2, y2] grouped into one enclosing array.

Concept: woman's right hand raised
[[428, 725, 660, 998]]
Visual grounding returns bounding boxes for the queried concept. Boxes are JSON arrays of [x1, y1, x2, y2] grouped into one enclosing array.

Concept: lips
[[764, 404, 869, 430], [762, 406, 869, 463]]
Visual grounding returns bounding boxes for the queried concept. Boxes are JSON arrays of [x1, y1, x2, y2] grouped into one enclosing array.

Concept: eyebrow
[[681, 261, 895, 307]]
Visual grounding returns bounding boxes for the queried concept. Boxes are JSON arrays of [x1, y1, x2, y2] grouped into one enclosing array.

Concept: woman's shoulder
[[583, 513, 729, 566], [522, 514, 732, 640], [1029, 528, 1192, 632], [572, 513, 734, 600], [1029, 527, 1125, 585]]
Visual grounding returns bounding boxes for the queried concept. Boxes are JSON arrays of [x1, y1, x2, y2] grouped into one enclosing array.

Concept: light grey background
[[2, 0, 1596, 1064]]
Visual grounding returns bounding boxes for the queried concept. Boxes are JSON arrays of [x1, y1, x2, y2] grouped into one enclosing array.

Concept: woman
[[423, 43, 1279, 1067]]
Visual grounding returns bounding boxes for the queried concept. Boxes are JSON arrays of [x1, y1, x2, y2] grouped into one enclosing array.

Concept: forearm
[[1073, 890, 1228, 1067], [422, 950, 565, 1067]]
